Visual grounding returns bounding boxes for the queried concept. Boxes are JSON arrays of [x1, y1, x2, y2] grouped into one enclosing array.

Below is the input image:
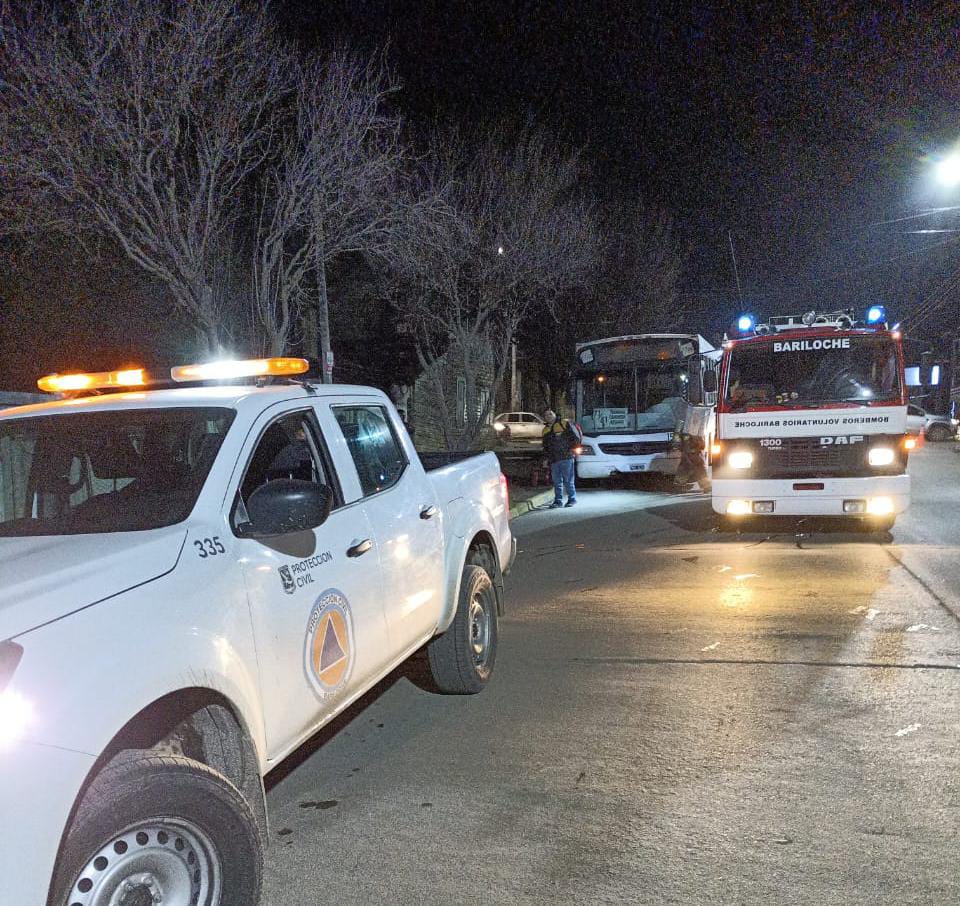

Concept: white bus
[[573, 333, 720, 481]]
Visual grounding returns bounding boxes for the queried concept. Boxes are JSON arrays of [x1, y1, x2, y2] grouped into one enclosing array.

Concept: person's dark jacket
[[542, 419, 579, 464]]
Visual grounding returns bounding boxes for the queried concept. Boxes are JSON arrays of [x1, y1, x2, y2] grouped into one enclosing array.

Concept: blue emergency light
[[866, 305, 885, 325], [737, 314, 755, 333]]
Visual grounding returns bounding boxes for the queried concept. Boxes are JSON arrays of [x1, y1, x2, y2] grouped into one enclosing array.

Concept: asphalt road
[[261, 444, 960, 906]]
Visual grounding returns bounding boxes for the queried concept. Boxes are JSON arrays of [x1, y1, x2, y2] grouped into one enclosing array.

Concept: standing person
[[542, 409, 580, 508]]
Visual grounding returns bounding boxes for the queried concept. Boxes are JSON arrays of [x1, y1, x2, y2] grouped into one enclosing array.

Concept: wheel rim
[[66, 819, 222, 906], [468, 593, 492, 669]]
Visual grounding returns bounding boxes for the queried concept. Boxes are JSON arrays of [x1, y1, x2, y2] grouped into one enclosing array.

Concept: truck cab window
[[238, 412, 328, 509], [332, 406, 407, 497]]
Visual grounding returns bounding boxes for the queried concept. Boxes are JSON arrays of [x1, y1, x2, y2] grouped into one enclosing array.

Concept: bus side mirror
[[703, 371, 717, 394]]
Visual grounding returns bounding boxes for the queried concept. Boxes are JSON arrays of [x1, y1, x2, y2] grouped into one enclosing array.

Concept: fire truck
[[711, 307, 912, 528]]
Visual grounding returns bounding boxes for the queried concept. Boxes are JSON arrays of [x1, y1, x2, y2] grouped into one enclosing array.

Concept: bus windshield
[[578, 365, 686, 435], [724, 335, 901, 410]]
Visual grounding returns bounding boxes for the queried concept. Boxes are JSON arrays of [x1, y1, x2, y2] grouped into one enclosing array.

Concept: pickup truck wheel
[[49, 752, 261, 906], [428, 564, 498, 694]]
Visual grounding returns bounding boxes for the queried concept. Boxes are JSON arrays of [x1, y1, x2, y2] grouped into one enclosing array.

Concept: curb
[[509, 489, 556, 519]]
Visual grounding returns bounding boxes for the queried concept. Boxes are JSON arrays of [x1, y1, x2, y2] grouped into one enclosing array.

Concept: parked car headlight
[[868, 447, 895, 467], [493, 422, 506, 432], [728, 450, 753, 470]]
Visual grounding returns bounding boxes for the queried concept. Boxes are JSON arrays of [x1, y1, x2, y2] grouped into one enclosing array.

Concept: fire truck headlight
[[868, 447, 895, 467], [726, 499, 751, 516], [867, 496, 895, 516], [728, 450, 754, 470]]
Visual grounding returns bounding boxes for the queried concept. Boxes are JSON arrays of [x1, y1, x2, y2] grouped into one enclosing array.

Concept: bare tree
[[520, 201, 689, 407], [387, 127, 597, 449], [0, 0, 290, 352], [261, 51, 404, 368]]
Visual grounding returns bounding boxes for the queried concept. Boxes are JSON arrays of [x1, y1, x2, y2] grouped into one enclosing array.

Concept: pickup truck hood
[[0, 527, 187, 640]]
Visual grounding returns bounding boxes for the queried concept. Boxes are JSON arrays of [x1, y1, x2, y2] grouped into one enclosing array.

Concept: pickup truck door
[[231, 405, 390, 760], [322, 402, 445, 653]]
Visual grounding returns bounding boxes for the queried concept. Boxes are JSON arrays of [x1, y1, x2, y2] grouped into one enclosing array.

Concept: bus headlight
[[868, 447, 895, 467], [728, 450, 754, 470]]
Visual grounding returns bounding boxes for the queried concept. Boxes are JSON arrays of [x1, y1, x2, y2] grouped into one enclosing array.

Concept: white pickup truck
[[0, 360, 514, 906]]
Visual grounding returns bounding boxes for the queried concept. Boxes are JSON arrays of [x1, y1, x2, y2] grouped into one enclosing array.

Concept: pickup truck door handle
[[346, 538, 373, 558], [419, 505, 439, 520]]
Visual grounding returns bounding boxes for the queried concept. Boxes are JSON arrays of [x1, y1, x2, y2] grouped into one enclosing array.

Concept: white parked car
[[493, 411, 544, 441], [906, 404, 958, 442], [0, 358, 514, 906]]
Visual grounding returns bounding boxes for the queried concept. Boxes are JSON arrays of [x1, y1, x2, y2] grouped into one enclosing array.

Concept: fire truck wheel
[[49, 751, 262, 906]]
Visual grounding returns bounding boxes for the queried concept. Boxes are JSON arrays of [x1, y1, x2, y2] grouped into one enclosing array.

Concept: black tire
[[427, 564, 498, 694], [49, 751, 262, 906], [926, 422, 952, 443]]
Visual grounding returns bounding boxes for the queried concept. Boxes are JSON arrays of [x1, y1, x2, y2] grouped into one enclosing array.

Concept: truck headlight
[[0, 690, 33, 750], [577, 444, 595, 456], [728, 450, 753, 470], [0, 642, 30, 750], [868, 447, 895, 467], [867, 496, 894, 516]]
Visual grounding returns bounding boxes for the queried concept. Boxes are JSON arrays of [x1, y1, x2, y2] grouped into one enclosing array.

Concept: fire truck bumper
[[712, 474, 910, 517]]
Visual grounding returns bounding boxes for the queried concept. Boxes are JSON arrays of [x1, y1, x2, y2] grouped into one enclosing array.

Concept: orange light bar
[[170, 357, 309, 383], [38, 368, 145, 394]]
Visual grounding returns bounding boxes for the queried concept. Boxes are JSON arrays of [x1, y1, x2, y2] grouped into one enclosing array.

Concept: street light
[[934, 153, 960, 188]]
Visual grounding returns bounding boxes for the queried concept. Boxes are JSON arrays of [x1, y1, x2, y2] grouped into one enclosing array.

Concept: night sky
[[283, 0, 960, 330], [3, 1, 960, 389]]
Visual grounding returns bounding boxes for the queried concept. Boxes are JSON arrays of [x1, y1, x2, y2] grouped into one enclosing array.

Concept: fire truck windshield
[[724, 335, 901, 411]]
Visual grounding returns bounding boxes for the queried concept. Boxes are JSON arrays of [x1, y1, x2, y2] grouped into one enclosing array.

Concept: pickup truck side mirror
[[243, 479, 333, 537], [703, 371, 718, 394]]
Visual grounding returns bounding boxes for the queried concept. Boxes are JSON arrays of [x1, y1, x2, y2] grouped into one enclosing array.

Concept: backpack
[[561, 419, 583, 449]]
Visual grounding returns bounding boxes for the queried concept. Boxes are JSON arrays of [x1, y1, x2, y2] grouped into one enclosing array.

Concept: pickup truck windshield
[[724, 336, 901, 410], [0, 407, 234, 536]]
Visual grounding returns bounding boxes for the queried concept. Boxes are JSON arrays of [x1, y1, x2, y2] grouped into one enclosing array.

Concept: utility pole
[[728, 230, 744, 305], [313, 198, 333, 383]]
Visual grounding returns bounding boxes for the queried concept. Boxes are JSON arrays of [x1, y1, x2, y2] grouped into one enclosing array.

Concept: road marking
[[906, 623, 940, 632], [895, 724, 921, 737], [733, 573, 759, 581], [865, 608, 880, 621], [574, 656, 960, 671], [701, 642, 720, 652]]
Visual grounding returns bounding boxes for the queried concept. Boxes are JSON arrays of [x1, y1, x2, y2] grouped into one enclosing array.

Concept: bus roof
[[576, 333, 715, 352]]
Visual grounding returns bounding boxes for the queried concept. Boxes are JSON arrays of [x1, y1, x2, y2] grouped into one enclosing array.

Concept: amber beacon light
[[170, 357, 310, 383], [38, 368, 146, 394]]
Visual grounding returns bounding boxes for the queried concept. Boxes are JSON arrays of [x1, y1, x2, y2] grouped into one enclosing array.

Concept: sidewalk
[[508, 484, 556, 518]]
